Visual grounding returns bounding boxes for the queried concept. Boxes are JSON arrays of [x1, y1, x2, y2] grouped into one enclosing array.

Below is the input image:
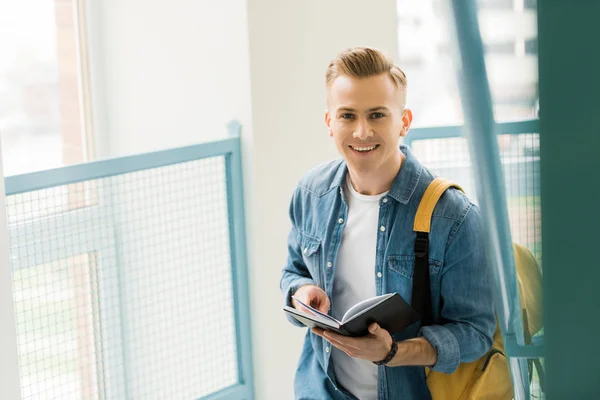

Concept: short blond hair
[[326, 47, 407, 101]]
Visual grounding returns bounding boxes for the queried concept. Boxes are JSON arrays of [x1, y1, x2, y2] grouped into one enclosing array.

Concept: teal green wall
[[539, 1, 600, 397]]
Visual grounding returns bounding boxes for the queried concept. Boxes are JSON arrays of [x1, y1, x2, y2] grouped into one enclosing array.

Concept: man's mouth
[[349, 144, 380, 154]]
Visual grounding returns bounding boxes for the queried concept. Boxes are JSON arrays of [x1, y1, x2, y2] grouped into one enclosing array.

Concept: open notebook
[[284, 292, 420, 337]]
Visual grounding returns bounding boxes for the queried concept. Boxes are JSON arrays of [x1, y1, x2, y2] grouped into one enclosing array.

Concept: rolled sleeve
[[419, 325, 460, 373], [280, 189, 318, 327]]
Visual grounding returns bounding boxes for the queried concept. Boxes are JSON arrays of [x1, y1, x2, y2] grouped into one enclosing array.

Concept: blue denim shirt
[[280, 145, 496, 400]]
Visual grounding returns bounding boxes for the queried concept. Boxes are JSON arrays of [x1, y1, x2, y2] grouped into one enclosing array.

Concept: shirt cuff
[[284, 277, 317, 327], [419, 325, 460, 374]]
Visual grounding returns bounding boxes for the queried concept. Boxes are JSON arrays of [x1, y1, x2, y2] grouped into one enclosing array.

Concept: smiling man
[[280, 47, 496, 399]]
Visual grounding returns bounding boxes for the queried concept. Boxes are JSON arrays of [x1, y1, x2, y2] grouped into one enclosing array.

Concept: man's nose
[[353, 119, 373, 140]]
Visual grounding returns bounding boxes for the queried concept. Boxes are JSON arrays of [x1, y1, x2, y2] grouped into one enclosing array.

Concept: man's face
[[325, 73, 412, 176]]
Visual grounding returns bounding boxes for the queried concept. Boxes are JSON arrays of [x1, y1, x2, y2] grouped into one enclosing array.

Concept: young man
[[280, 47, 496, 399]]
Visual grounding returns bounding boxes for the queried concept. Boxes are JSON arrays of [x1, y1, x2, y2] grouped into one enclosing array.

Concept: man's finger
[[317, 296, 331, 314], [311, 327, 325, 336], [368, 323, 387, 339], [322, 334, 353, 353], [297, 304, 311, 313], [316, 329, 353, 351], [323, 331, 362, 351]]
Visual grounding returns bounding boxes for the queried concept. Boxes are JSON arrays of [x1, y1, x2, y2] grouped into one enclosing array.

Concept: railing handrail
[[405, 119, 539, 146], [5, 136, 239, 196]]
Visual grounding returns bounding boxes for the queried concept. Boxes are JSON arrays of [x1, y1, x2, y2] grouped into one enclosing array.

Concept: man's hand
[[314, 323, 438, 367], [292, 284, 330, 314], [312, 323, 393, 363]]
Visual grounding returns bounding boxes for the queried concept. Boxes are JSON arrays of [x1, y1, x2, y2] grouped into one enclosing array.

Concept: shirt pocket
[[387, 255, 442, 280], [298, 232, 323, 286], [387, 255, 443, 302]]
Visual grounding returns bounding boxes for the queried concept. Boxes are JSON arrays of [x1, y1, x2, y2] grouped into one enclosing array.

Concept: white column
[[0, 138, 22, 398], [245, 1, 399, 398]]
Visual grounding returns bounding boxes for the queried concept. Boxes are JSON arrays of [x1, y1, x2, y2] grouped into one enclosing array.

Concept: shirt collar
[[330, 145, 422, 205]]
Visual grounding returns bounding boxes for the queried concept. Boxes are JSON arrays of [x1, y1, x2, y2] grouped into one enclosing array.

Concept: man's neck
[[347, 152, 405, 196]]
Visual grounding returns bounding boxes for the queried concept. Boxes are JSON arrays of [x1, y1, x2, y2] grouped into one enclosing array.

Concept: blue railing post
[[225, 120, 255, 399], [446, 0, 528, 397]]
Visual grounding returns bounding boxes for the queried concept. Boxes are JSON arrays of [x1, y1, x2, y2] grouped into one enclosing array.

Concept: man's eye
[[371, 112, 385, 119], [340, 113, 354, 120]]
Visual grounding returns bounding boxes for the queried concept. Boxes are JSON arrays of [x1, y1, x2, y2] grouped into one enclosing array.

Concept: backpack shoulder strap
[[412, 177, 464, 326], [414, 177, 464, 233]]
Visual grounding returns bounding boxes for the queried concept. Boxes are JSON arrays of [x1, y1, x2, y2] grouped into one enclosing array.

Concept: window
[[397, 0, 538, 126], [2, 1, 98, 397], [0, 0, 93, 177]]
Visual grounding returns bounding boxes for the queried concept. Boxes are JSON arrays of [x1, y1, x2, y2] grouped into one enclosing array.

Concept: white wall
[[87, 0, 254, 158], [88, 0, 399, 399], [246, 1, 398, 398], [0, 137, 22, 399]]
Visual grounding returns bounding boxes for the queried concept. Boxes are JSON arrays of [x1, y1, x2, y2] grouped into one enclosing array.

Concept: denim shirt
[[280, 145, 496, 400]]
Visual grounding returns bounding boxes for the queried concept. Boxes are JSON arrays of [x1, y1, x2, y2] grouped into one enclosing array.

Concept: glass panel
[[397, 0, 538, 126], [0, 0, 89, 177]]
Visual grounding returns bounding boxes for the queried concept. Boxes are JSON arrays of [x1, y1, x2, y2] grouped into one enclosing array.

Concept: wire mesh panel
[[410, 133, 541, 262], [7, 156, 239, 399], [409, 131, 544, 399]]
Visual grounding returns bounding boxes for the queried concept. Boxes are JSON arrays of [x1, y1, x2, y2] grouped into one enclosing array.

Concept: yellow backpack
[[413, 178, 543, 399]]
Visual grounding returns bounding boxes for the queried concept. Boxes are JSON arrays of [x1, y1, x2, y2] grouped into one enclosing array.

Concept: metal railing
[[4, 121, 254, 400]]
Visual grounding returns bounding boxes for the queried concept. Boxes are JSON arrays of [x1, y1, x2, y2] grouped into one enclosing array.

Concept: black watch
[[373, 339, 398, 366]]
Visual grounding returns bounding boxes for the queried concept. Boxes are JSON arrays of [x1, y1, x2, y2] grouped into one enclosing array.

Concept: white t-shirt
[[331, 175, 388, 400]]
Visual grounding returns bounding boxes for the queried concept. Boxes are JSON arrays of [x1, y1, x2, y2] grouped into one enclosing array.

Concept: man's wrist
[[386, 337, 438, 367], [373, 339, 398, 366]]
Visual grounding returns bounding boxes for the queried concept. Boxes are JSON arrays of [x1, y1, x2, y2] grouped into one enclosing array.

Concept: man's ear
[[325, 110, 333, 137], [400, 109, 413, 138]]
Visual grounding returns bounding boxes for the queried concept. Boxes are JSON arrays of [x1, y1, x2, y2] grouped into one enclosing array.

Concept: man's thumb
[[369, 323, 380, 335]]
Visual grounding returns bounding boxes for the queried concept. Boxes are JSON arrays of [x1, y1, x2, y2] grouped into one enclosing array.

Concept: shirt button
[[327, 261, 332, 268], [377, 272, 383, 278], [380, 225, 386, 232], [326, 347, 330, 353], [303, 248, 308, 254], [383, 198, 388, 203], [338, 218, 344, 224]]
